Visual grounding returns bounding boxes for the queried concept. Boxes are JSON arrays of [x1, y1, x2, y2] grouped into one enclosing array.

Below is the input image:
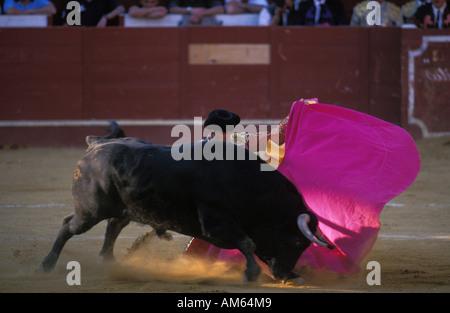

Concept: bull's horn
[[315, 229, 336, 250], [297, 214, 335, 249]]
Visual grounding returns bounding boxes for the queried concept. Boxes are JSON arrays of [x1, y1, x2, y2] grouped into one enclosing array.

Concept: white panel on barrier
[[124, 14, 183, 27], [215, 14, 259, 26], [0, 14, 48, 27], [123, 13, 260, 27]]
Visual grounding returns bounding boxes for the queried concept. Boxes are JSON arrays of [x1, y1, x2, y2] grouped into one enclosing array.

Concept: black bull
[[39, 124, 334, 282]]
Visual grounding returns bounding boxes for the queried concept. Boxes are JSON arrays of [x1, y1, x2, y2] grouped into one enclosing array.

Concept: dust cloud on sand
[[109, 233, 244, 286]]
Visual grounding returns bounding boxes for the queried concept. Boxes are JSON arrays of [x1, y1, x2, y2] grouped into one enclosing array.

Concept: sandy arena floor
[[0, 136, 449, 293]]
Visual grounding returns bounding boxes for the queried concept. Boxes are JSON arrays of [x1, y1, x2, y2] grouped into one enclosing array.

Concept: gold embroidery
[[230, 132, 249, 146]]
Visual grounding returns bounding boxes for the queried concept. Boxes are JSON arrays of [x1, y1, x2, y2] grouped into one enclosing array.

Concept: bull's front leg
[[39, 214, 75, 272], [197, 204, 261, 282], [39, 211, 101, 273], [238, 237, 261, 282]]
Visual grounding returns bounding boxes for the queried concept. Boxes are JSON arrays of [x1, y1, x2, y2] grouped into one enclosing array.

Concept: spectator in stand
[[350, 0, 403, 26], [128, 0, 168, 18], [266, 0, 347, 26], [62, 0, 125, 27], [414, 0, 450, 28], [4, 0, 56, 15], [258, 0, 280, 25], [225, 0, 266, 14], [261, 0, 292, 26], [402, 0, 431, 24], [168, 0, 224, 25], [292, 0, 348, 25]]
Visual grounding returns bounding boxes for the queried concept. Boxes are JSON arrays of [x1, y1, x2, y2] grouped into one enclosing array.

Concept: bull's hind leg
[[197, 204, 261, 282], [99, 217, 130, 261], [39, 212, 101, 273]]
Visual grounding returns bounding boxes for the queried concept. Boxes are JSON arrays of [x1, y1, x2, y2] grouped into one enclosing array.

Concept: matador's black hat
[[204, 109, 241, 132]]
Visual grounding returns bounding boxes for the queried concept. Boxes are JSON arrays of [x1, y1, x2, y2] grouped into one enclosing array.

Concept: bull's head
[[257, 213, 335, 282]]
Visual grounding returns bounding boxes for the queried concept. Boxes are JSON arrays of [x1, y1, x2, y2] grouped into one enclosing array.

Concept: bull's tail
[[86, 121, 126, 147]]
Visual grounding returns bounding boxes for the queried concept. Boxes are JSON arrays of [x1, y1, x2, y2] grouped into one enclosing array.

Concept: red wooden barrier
[[1, 27, 448, 146]]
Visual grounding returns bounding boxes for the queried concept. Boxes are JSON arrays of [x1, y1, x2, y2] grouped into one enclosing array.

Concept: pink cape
[[191, 100, 420, 275], [278, 100, 420, 274]]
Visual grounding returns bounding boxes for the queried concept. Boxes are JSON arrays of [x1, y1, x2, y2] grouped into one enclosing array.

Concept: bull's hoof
[[243, 265, 261, 282], [100, 253, 116, 263], [38, 254, 57, 273], [283, 276, 305, 286], [99, 248, 115, 262]]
